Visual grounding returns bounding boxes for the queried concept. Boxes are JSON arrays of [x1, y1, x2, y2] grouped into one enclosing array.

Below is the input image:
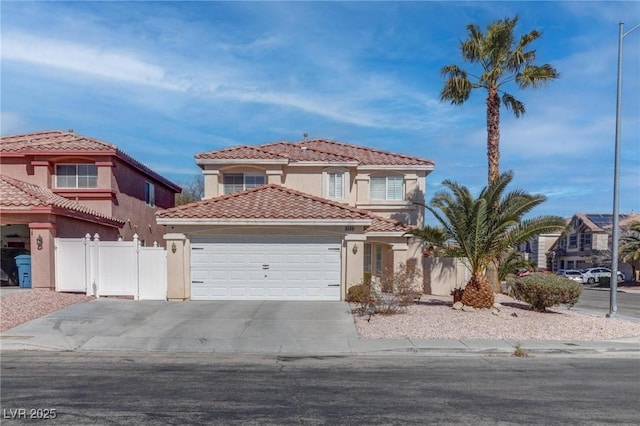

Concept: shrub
[[510, 274, 583, 312], [347, 283, 373, 304], [596, 276, 611, 288]]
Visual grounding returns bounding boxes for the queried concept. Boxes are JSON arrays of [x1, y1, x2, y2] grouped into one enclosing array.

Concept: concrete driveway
[[0, 300, 358, 354]]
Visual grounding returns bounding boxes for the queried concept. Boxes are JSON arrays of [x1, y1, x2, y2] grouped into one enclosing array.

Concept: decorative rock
[[452, 301, 463, 310], [491, 308, 500, 316], [511, 312, 518, 317], [462, 305, 475, 312], [493, 303, 502, 309]]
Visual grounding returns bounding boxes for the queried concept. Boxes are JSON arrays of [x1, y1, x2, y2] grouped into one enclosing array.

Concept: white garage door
[[190, 236, 342, 300]]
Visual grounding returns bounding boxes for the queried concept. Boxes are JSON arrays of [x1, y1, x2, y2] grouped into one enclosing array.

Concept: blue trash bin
[[14, 254, 32, 288]]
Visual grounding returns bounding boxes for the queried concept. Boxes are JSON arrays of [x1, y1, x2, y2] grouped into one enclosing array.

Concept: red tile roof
[[0, 130, 181, 192], [195, 138, 434, 167], [157, 184, 411, 234], [0, 175, 124, 227], [259, 142, 358, 163], [292, 138, 434, 166], [195, 145, 288, 161]]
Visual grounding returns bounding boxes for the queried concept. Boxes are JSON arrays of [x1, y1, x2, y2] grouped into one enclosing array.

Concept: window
[[375, 245, 383, 275], [579, 232, 592, 251], [364, 244, 372, 273], [223, 173, 266, 194], [569, 235, 577, 248], [145, 182, 155, 207], [370, 176, 404, 201], [324, 170, 346, 199], [56, 164, 97, 188]]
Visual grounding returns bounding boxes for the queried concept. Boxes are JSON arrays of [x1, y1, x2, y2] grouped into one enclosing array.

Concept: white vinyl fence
[[55, 234, 167, 300]]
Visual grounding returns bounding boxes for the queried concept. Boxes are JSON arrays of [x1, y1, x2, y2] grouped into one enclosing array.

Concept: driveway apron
[[0, 300, 358, 354]]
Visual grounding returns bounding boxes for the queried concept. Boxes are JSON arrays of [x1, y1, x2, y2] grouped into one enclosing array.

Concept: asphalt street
[[574, 287, 640, 322], [1, 352, 639, 425]]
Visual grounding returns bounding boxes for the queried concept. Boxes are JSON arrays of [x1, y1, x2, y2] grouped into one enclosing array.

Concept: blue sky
[[2, 1, 639, 224]]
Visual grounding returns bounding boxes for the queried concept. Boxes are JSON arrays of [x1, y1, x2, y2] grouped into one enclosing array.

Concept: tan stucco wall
[[422, 257, 471, 296]]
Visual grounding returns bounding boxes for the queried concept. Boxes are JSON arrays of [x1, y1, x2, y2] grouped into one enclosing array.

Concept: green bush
[[510, 274, 583, 312], [596, 276, 611, 287]]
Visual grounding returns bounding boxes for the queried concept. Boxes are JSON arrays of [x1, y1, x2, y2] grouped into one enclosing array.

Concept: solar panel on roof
[[586, 214, 629, 228]]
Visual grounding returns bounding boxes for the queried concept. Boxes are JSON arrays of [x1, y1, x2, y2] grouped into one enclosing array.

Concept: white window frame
[[145, 181, 155, 207], [323, 168, 347, 200], [222, 172, 266, 194], [370, 175, 404, 201], [55, 163, 98, 188]]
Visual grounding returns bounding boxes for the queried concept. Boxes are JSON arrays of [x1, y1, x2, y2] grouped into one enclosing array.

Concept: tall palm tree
[[414, 171, 566, 308], [441, 16, 559, 185]]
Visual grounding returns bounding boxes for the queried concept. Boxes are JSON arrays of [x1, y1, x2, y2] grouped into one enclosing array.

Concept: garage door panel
[[191, 236, 341, 301]]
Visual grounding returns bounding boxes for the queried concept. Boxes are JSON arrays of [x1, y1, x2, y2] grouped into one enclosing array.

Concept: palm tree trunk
[[486, 85, 501, 185], [461, 273, 495, 308]]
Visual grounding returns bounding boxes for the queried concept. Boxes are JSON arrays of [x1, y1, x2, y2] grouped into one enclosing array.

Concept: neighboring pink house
[[157, 138, 435, 301], [0, 130, 181, 289]]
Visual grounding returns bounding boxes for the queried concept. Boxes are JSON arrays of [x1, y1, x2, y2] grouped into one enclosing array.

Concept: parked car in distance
[[581, 267, 625, 284], [556, 269, 584, 282]]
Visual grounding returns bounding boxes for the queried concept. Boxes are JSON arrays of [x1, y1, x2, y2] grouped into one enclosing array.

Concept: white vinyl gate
[[55, 234, 167, 300]]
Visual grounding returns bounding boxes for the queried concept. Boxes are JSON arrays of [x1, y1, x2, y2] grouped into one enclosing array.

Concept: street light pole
[[608, 22, 640, 318]]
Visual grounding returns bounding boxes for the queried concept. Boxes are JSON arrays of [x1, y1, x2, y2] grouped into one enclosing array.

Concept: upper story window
[[145, 182, 155, 207], [55, 164, 98, 188], [323, 168, 347, 200], [223, 173, 266, 195], [370, 176, 404, 201], [569, 235, 578, 248]]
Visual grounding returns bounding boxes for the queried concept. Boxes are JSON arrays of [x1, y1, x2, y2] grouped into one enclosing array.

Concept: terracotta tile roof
[[0, 130, 181, 192], [195, 145, 288, 161], [258, 142, 358, 163], [292, 138, 434, 167], [158, 184, 370, 221], [1, 130, 116, 152], [157, 184, 411, 234], [0, 175, 124, 226], [195, 138, 434, 167], [366, 215, 413, 233]]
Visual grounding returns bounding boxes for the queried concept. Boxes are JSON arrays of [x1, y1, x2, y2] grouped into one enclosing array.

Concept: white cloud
[[0, 112, 29, 135], [2, 32, 188, 91]]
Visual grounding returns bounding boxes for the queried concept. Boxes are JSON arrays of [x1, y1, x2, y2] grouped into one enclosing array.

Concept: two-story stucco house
[[0, 130, 181, 289], [157, 138, 434, 301], [548, 213, 639, 277]]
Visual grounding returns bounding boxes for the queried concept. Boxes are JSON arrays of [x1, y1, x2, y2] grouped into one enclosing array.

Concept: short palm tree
[[620, 222, 640, 263], [441, 16, 559, 185], [413, 171, 566, 308]]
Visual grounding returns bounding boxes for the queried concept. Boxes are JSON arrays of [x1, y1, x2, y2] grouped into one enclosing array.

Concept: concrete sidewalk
[[1, 299, 638, 357]]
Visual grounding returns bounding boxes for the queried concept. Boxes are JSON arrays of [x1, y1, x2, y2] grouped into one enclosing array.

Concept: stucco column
[[164, 233, 189, 300], [28, 223, 56, 290], [266, 169, 283, 185], [203, 169, 220, 199], [344, 234, 366, 298], [391, 243, 409, 272]]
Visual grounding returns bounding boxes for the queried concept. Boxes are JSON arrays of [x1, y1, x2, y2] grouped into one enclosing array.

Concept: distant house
[[0, 130, 181, 289], [516, 231, 563, 271], [157, 138, 435, 301], [548, 213, 639, 276]]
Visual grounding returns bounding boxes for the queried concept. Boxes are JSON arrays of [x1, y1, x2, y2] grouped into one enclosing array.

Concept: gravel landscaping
[[352, 293, 640, 341], [0, 289, 93, 333]]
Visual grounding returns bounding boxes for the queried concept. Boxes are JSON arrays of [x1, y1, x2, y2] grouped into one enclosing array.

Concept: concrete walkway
[[1, 299, 639, 357]]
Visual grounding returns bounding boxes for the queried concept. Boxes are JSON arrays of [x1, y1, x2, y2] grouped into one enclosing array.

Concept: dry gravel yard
[[0, 289, 93, 333], [353, 293, 640, 341]]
